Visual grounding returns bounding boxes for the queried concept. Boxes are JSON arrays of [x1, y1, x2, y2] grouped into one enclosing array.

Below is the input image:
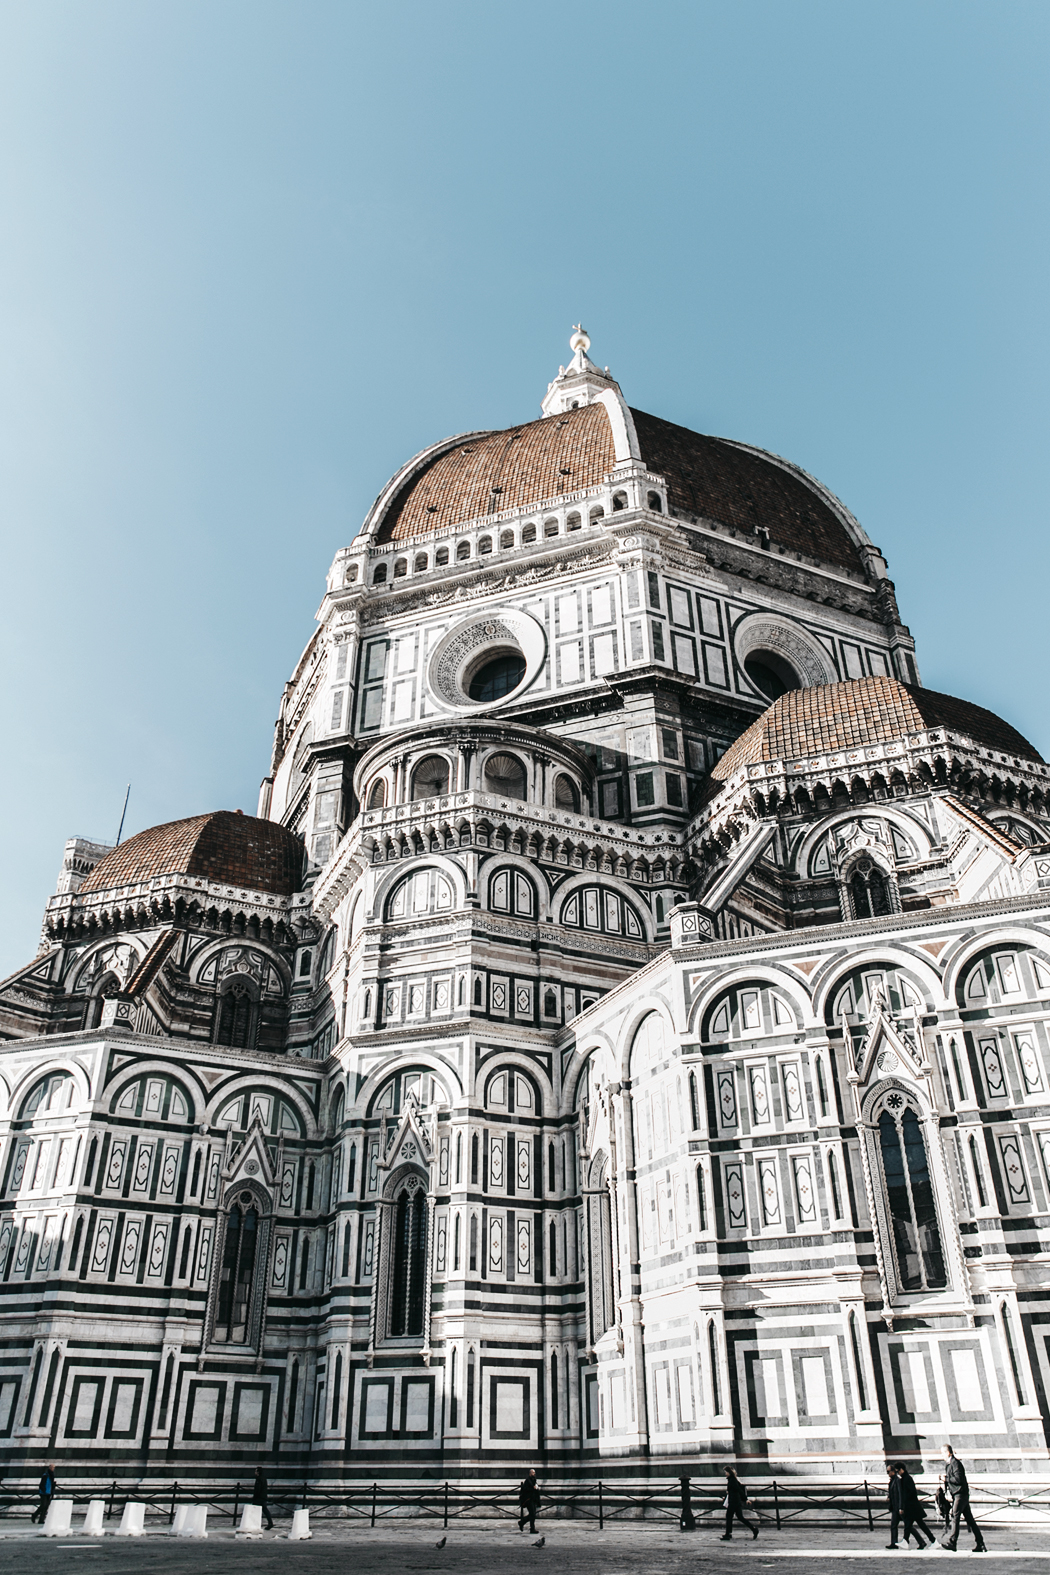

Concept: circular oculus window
[[733, 612, 834, 699], [427, 607, 546, 710]]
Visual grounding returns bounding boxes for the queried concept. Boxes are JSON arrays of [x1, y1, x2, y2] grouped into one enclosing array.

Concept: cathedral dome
[[710, 674, 1044, 780], [79, 811, 304, 896], [371, 399, 869, 575]]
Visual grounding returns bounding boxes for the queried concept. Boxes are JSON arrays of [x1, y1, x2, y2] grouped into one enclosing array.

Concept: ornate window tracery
[[874, 1092, 947, 1291], [206, 1186, 272, 1349], [389, 1180, 428, 1337], [215, 980, 257, 1049], [214, 1195, 259, 1343], [848, 859, 892, 919]]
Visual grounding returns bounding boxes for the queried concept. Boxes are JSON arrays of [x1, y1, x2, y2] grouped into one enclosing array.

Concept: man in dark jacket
[[517, 1470, 540, 1534], [941, 1445, 986, 1553], [252, 1467, 274, 1531], [895, 1464, 933, 1548], [31, 1465, 56, 1524], [885, 1465, 904, 1548]]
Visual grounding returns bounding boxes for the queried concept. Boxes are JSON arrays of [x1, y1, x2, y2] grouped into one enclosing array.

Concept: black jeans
[[724, 1505, 756, 1537], [518, 1505, 537, 1533], [255, 1500, 273, 1529], [31, 1498, 51, 1524], [945, 1495, 984, 1550]]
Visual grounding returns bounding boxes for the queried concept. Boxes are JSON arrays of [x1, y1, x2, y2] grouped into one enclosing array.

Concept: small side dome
[[80, 811, 304, 896], [710, 675, 1043, 783]]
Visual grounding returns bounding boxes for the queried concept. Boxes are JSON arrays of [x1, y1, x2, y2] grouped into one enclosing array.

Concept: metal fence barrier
[[0, 1477, 1046, 1530]]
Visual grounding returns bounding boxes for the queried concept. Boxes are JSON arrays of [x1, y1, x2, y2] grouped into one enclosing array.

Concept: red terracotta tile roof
[[712, 675, 1043, 778], [375, 401, 866, 573], [80, 812, 304, 896], [377, 403, 616, 542], [630, 410, 863, 572]]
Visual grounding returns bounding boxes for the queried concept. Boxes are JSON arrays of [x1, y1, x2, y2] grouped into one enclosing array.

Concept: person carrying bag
[[719, 1467, 758, 1541]]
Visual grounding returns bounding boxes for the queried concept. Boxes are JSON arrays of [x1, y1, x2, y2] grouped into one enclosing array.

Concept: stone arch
[[10, 1059, 91, 1121], [617, 999, 677, 1081], [810, 945, 945, 1023], [554, 871, 655, 943], [793, 807, 933, 877], [367, 853, 468, 925], [482, 853, 550, 921], [205, 1075, 317, 1140], [481, 1059, 546, 1117], [351, 1052, 463, 1120], [942, 926, 1050, 1011], [687, 965, 815, 1040]]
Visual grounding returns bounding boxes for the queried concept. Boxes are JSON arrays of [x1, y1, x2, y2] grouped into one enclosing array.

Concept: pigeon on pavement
[[533, 1537, 545, 1548], [435, 1537, 447, 1549]]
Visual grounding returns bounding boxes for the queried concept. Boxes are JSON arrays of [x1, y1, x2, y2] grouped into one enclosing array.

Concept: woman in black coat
[[719, 1467, 759, 1541]]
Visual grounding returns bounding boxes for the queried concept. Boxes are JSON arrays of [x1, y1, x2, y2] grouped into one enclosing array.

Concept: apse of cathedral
[[2, 328, 1049, 1484]]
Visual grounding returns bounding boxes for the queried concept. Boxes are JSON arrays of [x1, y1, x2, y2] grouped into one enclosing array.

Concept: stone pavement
[[0, 1519, 1048, 1575]]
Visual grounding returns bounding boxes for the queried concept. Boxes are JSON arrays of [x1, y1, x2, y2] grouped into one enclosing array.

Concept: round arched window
[[561, 885, 644, 938], [554, 774, 580, 812], [469, 654, 526, 702], [411, 755, 450, 799], [744, 649, 800, 701], [386, 868, 455, 920], [483, 753, 526, 798]]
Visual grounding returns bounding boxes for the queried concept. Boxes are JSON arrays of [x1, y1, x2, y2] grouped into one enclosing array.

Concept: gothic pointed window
[[877, 1096, 947, 1291], [850, 861, 892, 919], [216, 980, 256, 1048], [214, 1193, 259, 1343], [389, 1183, 428, 1337], [586, 1155, 616, 1343]]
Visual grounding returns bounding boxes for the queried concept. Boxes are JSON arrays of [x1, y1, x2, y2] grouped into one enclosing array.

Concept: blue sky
[[1, 1, 1048, 974]]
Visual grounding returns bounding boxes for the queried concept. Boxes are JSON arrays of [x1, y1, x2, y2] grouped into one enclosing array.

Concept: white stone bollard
[[42, 1499, 73, 1536], [178, 1505, 208, 1538], [237, 1504, 263, 1537], [82, 1500, 106, 1537], [170, 1505, 188, 1536], [116, 1502, 145, 1537], [287, 1508, 311, 1541]]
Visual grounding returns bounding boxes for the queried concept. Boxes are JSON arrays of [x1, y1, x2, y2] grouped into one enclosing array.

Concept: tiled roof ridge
[[627, 408, 867, 574], [80, 810, 303, 897], [377, 402, 616, 543], [938, 794, 1025, 859], [711, 673, 1043, 781]]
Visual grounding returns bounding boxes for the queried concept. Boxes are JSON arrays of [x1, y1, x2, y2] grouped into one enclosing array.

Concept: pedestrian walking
[[252, 1466, 274, 1530], [517, 1469, 540, 1534], [895, 1464, 934, 1549], [885, 1464, 904, 1548], [940, 1445, 986, 1553], [31, 1464, 56, 1524], [719, 1466, 759, 1541]]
